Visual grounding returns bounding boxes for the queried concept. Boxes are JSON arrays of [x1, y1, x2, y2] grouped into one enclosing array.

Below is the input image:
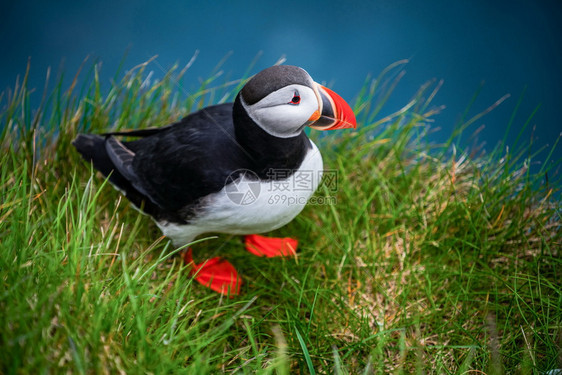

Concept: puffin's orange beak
[[308, 84, 357, 130]]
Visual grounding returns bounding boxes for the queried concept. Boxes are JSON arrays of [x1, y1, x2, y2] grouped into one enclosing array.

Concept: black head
[[238, 65, 357, 138], [241, 65, 314, 105]]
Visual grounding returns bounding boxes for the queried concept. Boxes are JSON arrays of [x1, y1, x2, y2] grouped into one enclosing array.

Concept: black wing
[[73, 103, 251, 223]]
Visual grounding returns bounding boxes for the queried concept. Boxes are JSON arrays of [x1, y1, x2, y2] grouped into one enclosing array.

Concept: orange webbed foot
[[244, 234, 298, 258], [184, 249, 242, 297]]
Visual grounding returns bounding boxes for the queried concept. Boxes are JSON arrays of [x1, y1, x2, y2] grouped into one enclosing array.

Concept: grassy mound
[[1, 59, 560, 373]]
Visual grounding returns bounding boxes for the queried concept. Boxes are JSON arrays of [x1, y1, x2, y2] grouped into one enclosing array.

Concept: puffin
[[73, 65, 357, 296]]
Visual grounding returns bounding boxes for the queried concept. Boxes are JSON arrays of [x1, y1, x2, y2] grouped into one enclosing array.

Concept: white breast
[[157, 141, 324, 246]]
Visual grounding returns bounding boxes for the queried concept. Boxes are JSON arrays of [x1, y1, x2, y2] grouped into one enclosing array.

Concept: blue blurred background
[[1, 0, 561, 166]]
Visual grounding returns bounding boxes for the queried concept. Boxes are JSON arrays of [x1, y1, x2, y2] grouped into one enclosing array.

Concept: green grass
[[1, 59, 560, 374]]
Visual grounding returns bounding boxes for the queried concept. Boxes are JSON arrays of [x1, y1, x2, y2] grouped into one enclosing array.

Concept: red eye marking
[[289, 92, 301, 105]]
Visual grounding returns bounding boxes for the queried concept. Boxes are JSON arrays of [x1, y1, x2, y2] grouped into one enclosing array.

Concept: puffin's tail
[[72, 134, 116, 178], [72, 134, 158, 216]]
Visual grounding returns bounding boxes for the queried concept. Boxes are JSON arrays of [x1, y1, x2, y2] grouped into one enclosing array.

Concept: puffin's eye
[[289, 92, 301, 105]]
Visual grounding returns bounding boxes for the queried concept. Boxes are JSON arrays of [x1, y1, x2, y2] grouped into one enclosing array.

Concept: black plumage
[[73, 94, 312, 224]]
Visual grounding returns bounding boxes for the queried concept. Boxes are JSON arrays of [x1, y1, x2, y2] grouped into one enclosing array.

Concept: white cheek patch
[[243, 85, 318, 138]]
